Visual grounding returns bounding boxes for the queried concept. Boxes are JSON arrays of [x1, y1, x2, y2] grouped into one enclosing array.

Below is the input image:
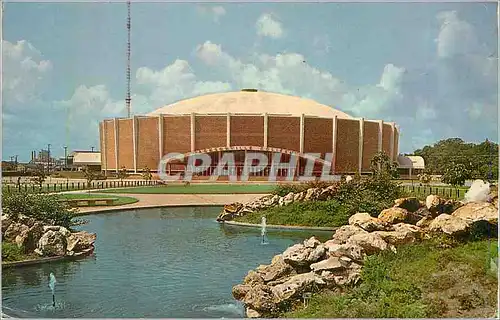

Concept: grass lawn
[[285, 238, 498, 318], [56, 193, 138, 206], [96, 184, 277, 194]]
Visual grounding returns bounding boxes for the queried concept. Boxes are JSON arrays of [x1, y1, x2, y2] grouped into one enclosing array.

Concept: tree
[[83, 167, 97, 189], [370, 151, 400, 179], [30, 165, 46, 188], [142, 166, 152, 181], [117, 166, 128, 181], [441, 163, 472, 187], [417, 173, 431, 186]]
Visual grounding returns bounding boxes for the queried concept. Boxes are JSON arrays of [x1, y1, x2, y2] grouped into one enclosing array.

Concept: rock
[[378, 207, 410, 224], [310, 257, 344, 273], [241, 284, 276, 314], [373, 223, 422, 246], [304, 188, 319, 201], [66, 231, 97, 253], [303, 236, 321, 248], [282, 244, 312, 267], [415, 207, 432, 217], [43, 225, 61, 232], [256, 255, 295, 283], [17, 214, 36, 228], [1, 215, 13, 234], [318, 188, 332, 201], [428, 214, 469, 236], [416, 216, 433, 228], [331, 225, 368, 244], [346, 232, 388, 255], [37, 230, 68, 256], [348, 212, 394, 232], [271, 272, 325, 306], [232, 284, 252, 300], [308, 244, 326, 263], [246, 308, 261, 318], [23, 222, 45, 253], [282, 192, 295, 206], [325, 241, 366, 261], [293, 192, 305, 202], [394, 197, 421, 212], [451, 201, 498, 224], [425, 195, 459, 217], [244, 270, 265, 285], [4, 222, 29, 242], [224, 202, 243, 213]]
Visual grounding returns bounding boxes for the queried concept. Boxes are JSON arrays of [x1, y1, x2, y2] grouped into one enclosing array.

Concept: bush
[[2, 242, 27, 262], [2, 191, 84, 229], [273, 180, 339, 197]]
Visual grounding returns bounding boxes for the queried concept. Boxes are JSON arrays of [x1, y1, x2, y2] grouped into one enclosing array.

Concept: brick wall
[[362, 121, 379, 171], [99, 122, 104, 169], [195, 116, 227, 149], [382, 124, 392, 159], [117, 119, 133, 169], [393, 127, 399, 160], [104, 120, 116, 170], [304, 117, 333, 157], [137, 117, 160, 170], [268, 116, 300, 151], [164, 116, 191, 154], [335, 119, 359, 173], [230, 116, 264, 146]]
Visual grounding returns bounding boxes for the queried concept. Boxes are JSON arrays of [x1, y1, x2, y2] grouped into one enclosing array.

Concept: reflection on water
[[2, 206, 331, 318]]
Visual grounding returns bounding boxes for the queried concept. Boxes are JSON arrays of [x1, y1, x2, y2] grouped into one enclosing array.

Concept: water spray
[[48, 273, 56, 307], [261, 216, 267, 244]]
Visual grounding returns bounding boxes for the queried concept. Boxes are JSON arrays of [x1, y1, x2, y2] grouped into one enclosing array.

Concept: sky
[[2, 1, 498, 161]]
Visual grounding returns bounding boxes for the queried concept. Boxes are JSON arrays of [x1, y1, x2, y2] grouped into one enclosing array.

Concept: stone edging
[[3, 255, 69, 268], [223, 220, 337, 231], [76, 203, 224, 216]]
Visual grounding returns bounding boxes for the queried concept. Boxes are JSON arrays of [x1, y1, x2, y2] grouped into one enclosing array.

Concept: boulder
[[394, 197, 421, 212], [378, 207, 410, 224], [244, 270, 265, 285], [428, 214, 469, 236], [282, 244, 312, 267], [324, 241, 366, 262], [331, 225, 367, 244], [271, 272, 325, 306], [426, 195, 460, 217], [17, 214, 36, 228], [1, 215, 13, 234], [415, 207, 432, 217], [66, 231, 97, 253], [240, 284, 276, 314], [224, 202, 243, 213], [37, 230, 68, 256], [22, 222, 45, 252], [256, 255, 295, 283], [293, 192, 305, 202], [303, 236, 321, 248], [282, 192, 295, 206], [348, 212, 394, 232], [246, 308, 261, 318], [451, 201, 498, 224], [304, 188, 319, 201], [4, 222, 29, 242], [308, 244, 326, 263], [416, 216, 433, 228], [232, 284, 252, 300], [346, 232, 389, 255], [310, 257, 345, 273], [373, 223, 422, 246]]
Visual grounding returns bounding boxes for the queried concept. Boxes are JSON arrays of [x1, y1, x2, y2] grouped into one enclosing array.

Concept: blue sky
[[3, 2, 498, 161]]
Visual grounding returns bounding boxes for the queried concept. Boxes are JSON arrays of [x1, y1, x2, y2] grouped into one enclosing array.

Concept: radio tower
[[126, 0, 131, 118]]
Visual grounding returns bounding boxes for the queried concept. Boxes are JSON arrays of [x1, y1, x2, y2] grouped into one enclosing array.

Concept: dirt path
[[76, 193, 269, 214]]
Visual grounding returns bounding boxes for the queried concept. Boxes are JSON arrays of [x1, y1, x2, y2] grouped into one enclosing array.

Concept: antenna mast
[[126, 0, 131, 118]]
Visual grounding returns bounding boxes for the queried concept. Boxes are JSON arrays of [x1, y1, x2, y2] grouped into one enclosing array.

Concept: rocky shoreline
[[231, 190, 498, 318], [2, 214, 96, 262]]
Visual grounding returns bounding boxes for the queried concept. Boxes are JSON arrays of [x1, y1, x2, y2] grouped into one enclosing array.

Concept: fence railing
[[3, 179, 161, 194], [401, 185, 465, 199]]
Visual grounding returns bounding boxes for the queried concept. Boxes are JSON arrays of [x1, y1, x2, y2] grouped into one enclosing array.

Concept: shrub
[[2, 191, 84, 229], [2, 242, 26, 262]]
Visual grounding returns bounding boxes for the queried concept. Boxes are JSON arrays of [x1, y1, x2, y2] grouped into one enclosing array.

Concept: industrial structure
[[99, 90, 401, 179]]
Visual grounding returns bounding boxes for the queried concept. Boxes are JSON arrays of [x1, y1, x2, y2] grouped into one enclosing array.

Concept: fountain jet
[[49, 273, 56, 307], [261, 216, 267, 244]]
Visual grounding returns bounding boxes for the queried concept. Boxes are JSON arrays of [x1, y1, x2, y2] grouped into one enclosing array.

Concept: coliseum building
[[99, 90, 400, 179]]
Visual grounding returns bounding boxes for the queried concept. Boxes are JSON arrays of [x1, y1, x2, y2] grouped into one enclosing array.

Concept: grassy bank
[[97, 184, 276, 194], [1, 242, 38, 262], [285, 239, 498, 318], [56, 193, 138, 206]]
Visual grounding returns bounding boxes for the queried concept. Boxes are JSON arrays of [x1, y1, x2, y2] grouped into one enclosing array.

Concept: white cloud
[[256, 13, 284, 39], [196, 5, 226, 23], [435, 11, 479, 58], [2, 40, 52, 105]]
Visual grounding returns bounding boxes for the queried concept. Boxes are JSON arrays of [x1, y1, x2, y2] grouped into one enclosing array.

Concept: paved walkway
[[76, 193, 269, 214]]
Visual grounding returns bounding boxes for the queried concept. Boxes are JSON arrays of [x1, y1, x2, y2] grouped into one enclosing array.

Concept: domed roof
[[146, 90, 353, 119]]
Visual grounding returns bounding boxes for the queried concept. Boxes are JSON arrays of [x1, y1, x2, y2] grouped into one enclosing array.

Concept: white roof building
[[397, 155, 425, 170], [71, 152, 101, 166]]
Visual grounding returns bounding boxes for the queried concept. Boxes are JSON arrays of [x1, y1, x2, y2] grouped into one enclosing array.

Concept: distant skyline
[[2, 2, 498, 161]]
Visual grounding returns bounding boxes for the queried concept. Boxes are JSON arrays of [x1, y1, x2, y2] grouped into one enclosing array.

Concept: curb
[[76, 203, 224, 216], [222, 220, 337, 231]]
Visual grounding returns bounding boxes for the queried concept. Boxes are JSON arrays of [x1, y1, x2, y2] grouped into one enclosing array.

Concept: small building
[[69, 151, 101, 171], [397, 155, 425, 179]]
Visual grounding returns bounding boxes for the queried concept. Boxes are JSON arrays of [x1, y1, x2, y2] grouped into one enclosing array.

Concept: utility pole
[[63, 146, 68, 170], [47, 144, 51, 174]]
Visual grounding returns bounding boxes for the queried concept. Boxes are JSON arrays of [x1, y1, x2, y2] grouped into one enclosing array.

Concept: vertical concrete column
[[378, 120, 383, 152], [226, 113, 231, 147], [158, 115, 164, 161], [390, 122, 395, 161], [190, 113, 196, 152], [101, 122, 107, 172], [299, 113, 305, 154], [114, 118, 119, 173], [358, 118, 364, 174], [132, 116, 138, 173], [263, 113, 269, 148], [394, 125, 399, 159], [331, 115, 338, 174]]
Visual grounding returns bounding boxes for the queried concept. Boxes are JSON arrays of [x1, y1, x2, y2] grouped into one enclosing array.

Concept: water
[[2, 206, 331, 318]]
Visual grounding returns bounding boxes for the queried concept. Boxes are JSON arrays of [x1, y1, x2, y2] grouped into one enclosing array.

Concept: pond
[[2, 206, 331, 318]]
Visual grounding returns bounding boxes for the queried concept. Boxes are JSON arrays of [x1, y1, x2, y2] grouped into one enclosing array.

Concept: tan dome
[[146, 91, 353, 119]]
